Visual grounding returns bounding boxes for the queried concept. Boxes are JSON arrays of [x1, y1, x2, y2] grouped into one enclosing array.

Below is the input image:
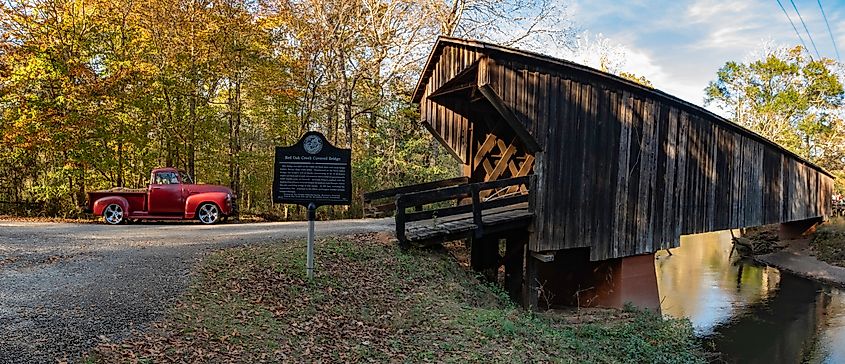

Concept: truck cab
[[87, 168, 237, 225]]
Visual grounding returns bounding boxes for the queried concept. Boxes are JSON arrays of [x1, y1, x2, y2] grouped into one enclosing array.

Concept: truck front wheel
[[103, 204, 125, 225], [197, 203, 220, 224]]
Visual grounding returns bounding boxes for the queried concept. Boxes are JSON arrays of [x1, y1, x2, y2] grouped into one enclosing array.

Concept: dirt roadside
[[0, 218, 393, 364]]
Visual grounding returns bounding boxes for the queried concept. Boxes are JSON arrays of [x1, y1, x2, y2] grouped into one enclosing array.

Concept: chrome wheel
[[198, 203, 220, 224], [103, 204, 124, 225]]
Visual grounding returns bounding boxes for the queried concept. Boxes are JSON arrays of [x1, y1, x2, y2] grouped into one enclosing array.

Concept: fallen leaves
[[85, 232, 704, 363]]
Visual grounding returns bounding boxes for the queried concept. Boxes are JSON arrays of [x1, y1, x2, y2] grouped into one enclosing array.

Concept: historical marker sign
[[273, 131, 352, 206]]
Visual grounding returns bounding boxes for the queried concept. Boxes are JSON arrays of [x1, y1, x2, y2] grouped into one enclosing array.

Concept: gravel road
[[0, 219, 393, 363]]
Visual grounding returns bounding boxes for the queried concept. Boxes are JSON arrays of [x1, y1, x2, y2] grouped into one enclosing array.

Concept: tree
[[705, 45, 845, 193], [0, 0, 596, 217], [434, 0, 577, 51], [566, 32, 653, 87], [705, 46, 844, 157]]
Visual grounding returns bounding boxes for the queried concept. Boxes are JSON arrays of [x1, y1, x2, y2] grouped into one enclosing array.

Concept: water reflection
[[655, 231, 845, 363], [655, 231, 780, 336]]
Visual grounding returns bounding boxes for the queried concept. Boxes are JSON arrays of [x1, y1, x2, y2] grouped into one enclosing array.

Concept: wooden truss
[[472, 133, 534, 199]]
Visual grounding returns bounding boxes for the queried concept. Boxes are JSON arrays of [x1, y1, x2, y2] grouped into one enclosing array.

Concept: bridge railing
[[361, 177, 469, 218], [394, 176, 530, 244]]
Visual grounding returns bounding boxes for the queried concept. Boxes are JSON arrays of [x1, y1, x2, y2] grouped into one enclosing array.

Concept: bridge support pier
[[469, 231, 528, 303], [470, 236, 500, 282], [523, 248, 660, 312], [778, 217, 824, 240], [504, 233, 527, 302]]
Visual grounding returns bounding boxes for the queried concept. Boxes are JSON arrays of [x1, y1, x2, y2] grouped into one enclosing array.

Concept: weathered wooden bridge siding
[[413, 37, 834, 261], [417, 45, 483, 164]]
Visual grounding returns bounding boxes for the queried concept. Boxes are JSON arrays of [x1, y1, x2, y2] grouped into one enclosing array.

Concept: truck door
[[149, 171, 184, 214]]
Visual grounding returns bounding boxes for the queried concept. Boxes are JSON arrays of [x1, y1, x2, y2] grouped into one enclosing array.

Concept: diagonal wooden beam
[[487, 143, 516, 181], [482, 159, 495, 174], [428, 83, 476, 102], [477, 84, 541, 153], [474, 134, 498, 169], [481, 143, 516, 199], [508, 160, 520, 176], [507, 155, 535, 194], [428, 60, 480, 101]]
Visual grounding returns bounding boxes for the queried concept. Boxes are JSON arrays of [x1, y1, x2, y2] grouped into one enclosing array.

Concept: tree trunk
[[188, 92, 197, 179], [344, 87, 353, 148], [228, 78, 242, 198], [117, 142, 124, 187]]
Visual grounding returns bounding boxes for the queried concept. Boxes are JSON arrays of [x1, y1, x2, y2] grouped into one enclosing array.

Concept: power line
[[817, 0, 840, 62], [790, 0, 822, 59], [776, 0, 812, 57]]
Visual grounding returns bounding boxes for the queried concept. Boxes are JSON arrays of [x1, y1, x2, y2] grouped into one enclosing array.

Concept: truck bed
[[87, 188, 148, 213]]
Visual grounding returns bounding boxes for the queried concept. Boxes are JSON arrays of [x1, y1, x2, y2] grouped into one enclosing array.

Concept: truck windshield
[[179, 171, 194, 184], [154, 171, 179, 185]]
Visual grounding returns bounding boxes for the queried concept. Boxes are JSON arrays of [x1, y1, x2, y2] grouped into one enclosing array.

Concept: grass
[[811, 218, 845, 267], [86, 233, 704, 363]]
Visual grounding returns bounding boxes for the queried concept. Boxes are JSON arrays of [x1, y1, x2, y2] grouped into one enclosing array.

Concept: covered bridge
[[366, 37, 835, 310]]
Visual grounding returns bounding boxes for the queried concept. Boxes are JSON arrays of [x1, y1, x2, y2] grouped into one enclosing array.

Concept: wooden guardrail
[[394, 176, 530, 244], [361, 177, 469, 218]]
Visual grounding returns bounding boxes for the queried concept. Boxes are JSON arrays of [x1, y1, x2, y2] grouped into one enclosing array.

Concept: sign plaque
[[273, 131, 351, 280], [273, 131, 352, 206]]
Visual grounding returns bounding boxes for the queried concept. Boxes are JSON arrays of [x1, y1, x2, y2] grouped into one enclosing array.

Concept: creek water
[[655, 231, 845, 363]]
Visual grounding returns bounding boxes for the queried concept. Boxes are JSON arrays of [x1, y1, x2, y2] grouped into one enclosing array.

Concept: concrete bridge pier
[[524, 249, 661, 313]]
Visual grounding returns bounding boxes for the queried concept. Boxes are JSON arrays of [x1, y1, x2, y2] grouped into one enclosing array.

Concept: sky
[[567, 0, 845, 115]]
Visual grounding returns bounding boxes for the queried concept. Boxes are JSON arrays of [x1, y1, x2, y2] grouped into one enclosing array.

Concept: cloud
[[566, 0, 845, 115]]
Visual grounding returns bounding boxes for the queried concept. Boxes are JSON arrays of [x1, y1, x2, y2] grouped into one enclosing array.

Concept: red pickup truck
[[87, 167, 237, 225]]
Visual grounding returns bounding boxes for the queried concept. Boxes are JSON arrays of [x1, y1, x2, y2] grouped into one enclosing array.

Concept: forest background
[[1, 0, 842, 219]]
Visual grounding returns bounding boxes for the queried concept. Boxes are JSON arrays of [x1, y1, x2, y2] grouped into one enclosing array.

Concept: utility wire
[[790, 0, 822, 59], [776, 0, 812, 58], [817, 0, 840, 62]]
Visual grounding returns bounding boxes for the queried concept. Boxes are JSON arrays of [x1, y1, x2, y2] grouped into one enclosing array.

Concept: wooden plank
[[661, 107, 678, 248], [395, 195, 407, 244], [533, 76, 558, 251], [575, 82, 591, 249], [625, 97, 643, 254], [593, 87, 613, 259], [604, 90, 623, 257], [582, 84, 598, 255], [401, 184, 471, 206], [561, 79, 581, 251], [485, 142, 517, 181], [473, 134, 497, 169], [634, 101, 657, 254], [612, 91, 633, 257], [546, 77, 567, 251], [363, 177, 469, 202], [537, 73, 550, 149], [674, 111, 689, 238], [405, 204, 474, 223], [704, 117, 713, 229]]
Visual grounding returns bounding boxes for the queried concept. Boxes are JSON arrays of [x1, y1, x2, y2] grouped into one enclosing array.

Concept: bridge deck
[[405, 203, 532, 243]]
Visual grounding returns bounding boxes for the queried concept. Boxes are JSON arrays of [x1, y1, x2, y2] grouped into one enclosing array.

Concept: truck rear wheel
[[103, 204, 125, 225], [197, 203, 220, 224]]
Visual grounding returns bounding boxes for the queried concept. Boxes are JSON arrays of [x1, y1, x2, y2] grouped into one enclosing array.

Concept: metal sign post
[[306, 203, 316, 280], [273, 131, 352, 280]]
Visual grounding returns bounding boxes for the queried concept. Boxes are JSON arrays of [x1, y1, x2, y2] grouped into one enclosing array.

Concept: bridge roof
[[412, 36, 833, 178]]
